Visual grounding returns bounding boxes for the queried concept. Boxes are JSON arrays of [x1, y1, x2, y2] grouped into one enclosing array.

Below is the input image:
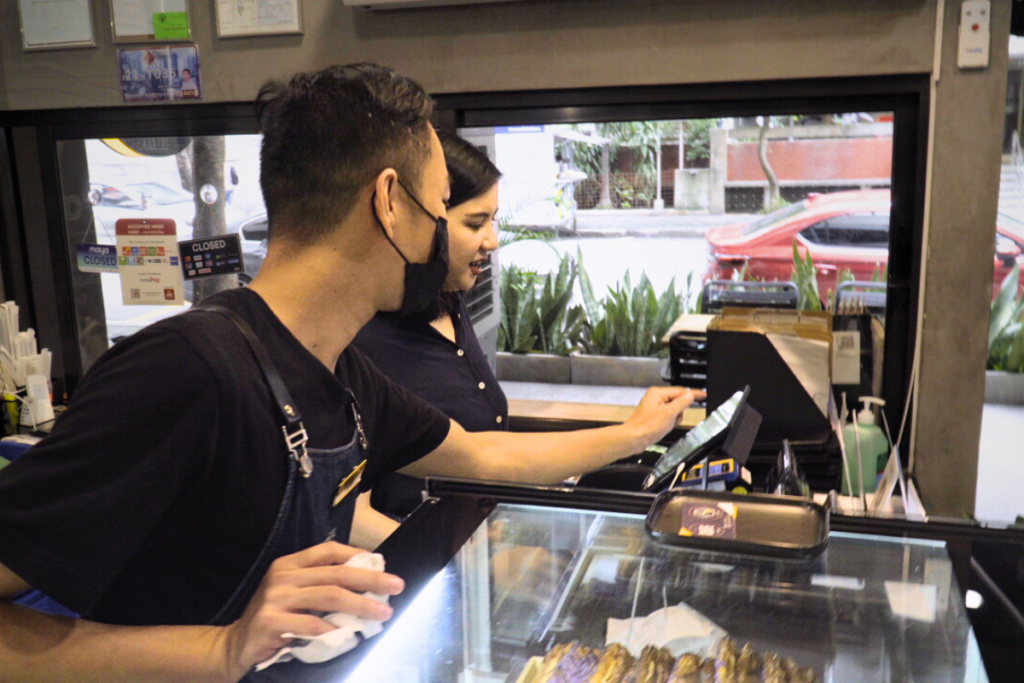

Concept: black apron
[[196, 305, 369, 627]]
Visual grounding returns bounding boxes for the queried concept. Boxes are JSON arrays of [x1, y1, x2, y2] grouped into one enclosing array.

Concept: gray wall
[[0, 0, 1011, 515], [1, 0, 935, 107]]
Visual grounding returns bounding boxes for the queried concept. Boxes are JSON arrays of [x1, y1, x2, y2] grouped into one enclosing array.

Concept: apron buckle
[[282, 422, 313, 477]]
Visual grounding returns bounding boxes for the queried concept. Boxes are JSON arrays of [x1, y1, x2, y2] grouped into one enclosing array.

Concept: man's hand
[[623, 386, 706, 448], [221, 542, 405, 680]]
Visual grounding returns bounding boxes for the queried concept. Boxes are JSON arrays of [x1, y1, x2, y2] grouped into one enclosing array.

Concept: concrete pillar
[[912, 0, 1011, 516], [674, 168, 711, 211]]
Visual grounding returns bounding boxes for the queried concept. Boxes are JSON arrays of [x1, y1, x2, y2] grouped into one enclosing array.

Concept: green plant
[[571, 121, 682, 182], [988, 264, 1024, 373], [791, 240, 822, 311], [683, 119, 718, 165], [610, 171, 654, 209], [825, 267, 856, 312], [498, 254, 586, 356], [730, 263, 751, 282], [498, 264, 541, 353], [534, 256, 586, 355], [681, 271, 703, 315], [578, 251, 683, 357]]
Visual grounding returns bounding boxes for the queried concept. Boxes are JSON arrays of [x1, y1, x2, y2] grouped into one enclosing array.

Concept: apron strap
[[196, 304, 314, 477]]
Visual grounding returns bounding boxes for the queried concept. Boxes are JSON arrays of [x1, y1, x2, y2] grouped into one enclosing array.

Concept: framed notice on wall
[[214, 0, 303, 38], [118, 45, 203, 102], [110, 0, 191, 43], [17, 0, 96, 51]]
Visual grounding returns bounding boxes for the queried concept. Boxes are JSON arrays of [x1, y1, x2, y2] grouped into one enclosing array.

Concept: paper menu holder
[[707, 308, 833, 448]]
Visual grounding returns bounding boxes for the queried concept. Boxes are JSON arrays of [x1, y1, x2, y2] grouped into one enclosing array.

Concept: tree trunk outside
[[598, 143, 612, 209], [175, 143, 194, 194], [191, 136, 233, 304], [758, 118, 780, 210]]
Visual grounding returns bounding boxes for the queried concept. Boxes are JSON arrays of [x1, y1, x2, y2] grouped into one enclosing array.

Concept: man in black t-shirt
[[0, 64, 701, 681]]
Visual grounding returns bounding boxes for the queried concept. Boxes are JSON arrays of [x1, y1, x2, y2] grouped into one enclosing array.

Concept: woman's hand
[[623, 386, 706, 448]]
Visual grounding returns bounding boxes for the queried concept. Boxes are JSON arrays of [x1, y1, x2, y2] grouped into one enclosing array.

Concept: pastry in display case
[[291, 499, 988, 683]]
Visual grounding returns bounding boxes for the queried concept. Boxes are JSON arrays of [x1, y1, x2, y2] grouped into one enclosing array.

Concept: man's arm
[[0, 546, 403, 683], [401, 386, 703, 484], [350, 491, 400, 550], [0, 561, 233, 683]]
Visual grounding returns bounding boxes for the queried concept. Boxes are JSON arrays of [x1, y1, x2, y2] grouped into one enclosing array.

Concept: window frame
[[435, 74, 929, 459], [0, 75, 928, 464]]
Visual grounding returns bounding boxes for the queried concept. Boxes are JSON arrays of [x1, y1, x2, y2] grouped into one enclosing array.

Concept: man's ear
[[372, 169, 400, 239]]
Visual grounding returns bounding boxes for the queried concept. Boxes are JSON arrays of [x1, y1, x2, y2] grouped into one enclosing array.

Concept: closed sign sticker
[[179, 234, 243, 280], [76, 243, 119, 274]]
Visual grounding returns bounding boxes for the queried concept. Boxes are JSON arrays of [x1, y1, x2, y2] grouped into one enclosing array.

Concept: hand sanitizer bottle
[[841, 397, 889, 495]]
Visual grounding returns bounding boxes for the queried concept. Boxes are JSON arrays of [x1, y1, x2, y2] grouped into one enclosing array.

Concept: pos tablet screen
[[643, 387, 751, 491]]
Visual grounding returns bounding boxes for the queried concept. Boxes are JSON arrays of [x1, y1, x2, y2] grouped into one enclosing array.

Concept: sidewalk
[[562, 209, 755, 239], [976, 402, 1024, 524]]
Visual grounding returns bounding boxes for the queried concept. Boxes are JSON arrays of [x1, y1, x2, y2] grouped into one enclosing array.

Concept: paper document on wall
[[766, 333, 831, 418]]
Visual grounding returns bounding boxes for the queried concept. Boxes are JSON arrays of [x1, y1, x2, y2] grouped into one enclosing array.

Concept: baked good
[[549, 642, 601, 683], [588, 644, 635, 683], [621, 645, 675, 683], [667, 653, 701, 682], [535, 643, 573, 683], [532, 639, 817, 683]]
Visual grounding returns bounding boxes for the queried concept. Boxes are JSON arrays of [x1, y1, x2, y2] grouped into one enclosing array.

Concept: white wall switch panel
[[958, 0, 991, 69]]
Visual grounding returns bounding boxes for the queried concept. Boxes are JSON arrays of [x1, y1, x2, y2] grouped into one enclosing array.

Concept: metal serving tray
[[645, 489, 829, 559]]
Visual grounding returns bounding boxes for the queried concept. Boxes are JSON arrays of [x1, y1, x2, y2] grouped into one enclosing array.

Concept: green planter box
[[496, 352, 667, 387], [569, 354, 666, 387], [984, 370, 1024, 405], [496, 352, 571, 384]]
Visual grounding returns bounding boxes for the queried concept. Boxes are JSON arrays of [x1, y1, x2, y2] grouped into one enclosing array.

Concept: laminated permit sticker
[[678, 502, 737, 539]]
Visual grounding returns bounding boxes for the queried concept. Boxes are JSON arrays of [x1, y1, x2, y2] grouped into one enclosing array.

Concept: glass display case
[[251, 494, 988, 683]]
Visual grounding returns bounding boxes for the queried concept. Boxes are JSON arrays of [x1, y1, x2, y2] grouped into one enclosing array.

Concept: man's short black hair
[[257, 64, 434, 244]]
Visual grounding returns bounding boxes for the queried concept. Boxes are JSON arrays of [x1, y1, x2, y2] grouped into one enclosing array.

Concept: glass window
[[58, 135, 266, 369], [472, 113, 895, 404], [824, 212, 890, 248], [799, 220, 828, 245]]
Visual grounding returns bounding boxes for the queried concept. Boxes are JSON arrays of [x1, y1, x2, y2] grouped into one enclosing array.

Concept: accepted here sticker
[[115, 218, 185, 306]]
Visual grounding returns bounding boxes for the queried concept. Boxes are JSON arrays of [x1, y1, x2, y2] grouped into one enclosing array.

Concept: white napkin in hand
[[254, 553, 390, 671]]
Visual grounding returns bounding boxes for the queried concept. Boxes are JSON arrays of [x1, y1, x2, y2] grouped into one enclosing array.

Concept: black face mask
[[373, 179, 450, 317]]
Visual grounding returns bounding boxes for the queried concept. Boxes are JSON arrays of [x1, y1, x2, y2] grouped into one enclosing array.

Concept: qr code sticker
[[130, 288, 140, 300]]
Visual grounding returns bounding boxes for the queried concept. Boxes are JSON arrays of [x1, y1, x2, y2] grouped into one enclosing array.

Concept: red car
[[704, 189, 1024, 301]]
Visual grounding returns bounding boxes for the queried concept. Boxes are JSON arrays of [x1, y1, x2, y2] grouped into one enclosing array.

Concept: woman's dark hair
[[257, 63, 434, 245], [437, 130, 502, 209], [414, 131, 501, 322]]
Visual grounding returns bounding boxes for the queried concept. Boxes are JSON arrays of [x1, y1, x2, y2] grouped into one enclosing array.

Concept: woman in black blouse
[[352, 130, 506, 518]]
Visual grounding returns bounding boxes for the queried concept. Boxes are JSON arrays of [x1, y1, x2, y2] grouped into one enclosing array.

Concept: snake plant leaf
[[989, 264, 1022, 349], [1007, 326, 1024, 373], [653, 276, 678, 343], [792, 239, 822, 311], [577, 247, 603, 329], [513, 334, 538, 354]]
